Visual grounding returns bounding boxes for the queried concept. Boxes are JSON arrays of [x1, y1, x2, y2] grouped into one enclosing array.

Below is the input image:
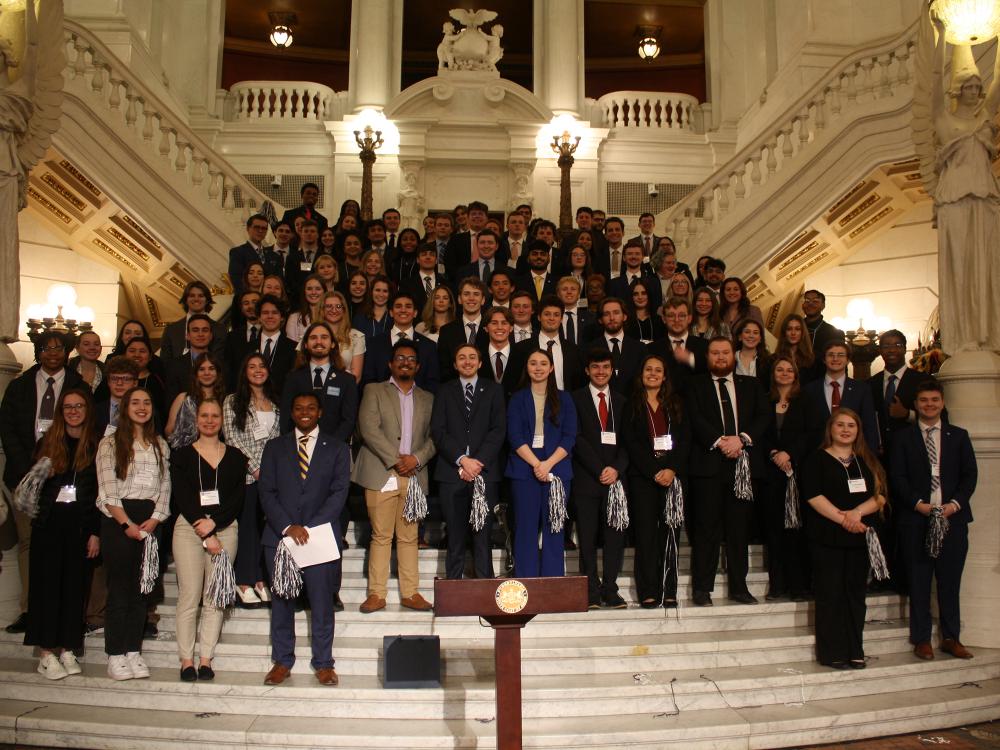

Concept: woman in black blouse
[[25, 388, 100, 680], [624, 354, 691, 609], [623, 279, 666, 344], [169, 398, 247, 682], [800, 407, 887, 670]]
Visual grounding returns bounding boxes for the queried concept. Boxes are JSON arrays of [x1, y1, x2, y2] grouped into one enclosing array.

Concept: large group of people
[[0, 186, 978, 686]]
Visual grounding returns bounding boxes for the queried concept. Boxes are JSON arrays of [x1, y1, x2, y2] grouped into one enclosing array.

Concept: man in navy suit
[[479, 306, 521, 401], [258, 391, 350, 686], [444, 201, 510, 278], [890, 380, 978, 661], [802, 339, 879, 453], [431, 344, 507, 579], [280, 182, 328, 233], [454, 229, 507, 289], [401, 244, 448, 314], [605, 242, 662, 313], [515, 241, 558, 305], [228, 214, 271, 296], [437, 278, 489, 383], [556, 276, 594, 346], [363, 291, 441, 392], [252, 295, 298, 395]]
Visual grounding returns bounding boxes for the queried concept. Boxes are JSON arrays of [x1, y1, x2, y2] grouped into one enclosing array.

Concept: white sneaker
[[125, 651, 150, 678], [237, 586, 261, 606], [37, 653, 68, 680], [107, 655, 133, 681], [254, 583, 271, 603], [59, 651, 82, 675]]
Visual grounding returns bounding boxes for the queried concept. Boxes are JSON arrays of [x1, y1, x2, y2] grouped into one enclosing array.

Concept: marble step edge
[[2, 678, 998, 749]]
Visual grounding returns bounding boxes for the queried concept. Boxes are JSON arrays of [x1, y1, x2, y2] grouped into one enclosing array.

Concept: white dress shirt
[[391, 325, 415, 341], [824, 373, 847, 413], [539, 332, 564, 389], [513, 325, 533, 343], [488, 343, 510, 380], [668, 332, 696, 369]]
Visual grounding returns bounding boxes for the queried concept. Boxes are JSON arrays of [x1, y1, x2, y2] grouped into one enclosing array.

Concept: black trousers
[[811, 542, 868, 664], [101, 499, 155, 656], [235, 481, 266, 587], [439, 480, 495, 579], [689, 475, 754, 596], [628, 475, 678, 603], [762, 471, 812, 595], [574, 483, 626, 601], [900, 521, 968, 644]]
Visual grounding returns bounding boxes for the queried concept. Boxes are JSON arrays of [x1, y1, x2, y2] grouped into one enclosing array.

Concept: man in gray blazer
[[352, 339, 437, 614]]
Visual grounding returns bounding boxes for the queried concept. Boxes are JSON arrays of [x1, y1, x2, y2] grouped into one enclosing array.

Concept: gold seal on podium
[[494, 579, 529, 614]]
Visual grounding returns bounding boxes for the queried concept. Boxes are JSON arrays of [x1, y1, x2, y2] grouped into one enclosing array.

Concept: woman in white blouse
[[415, 286, 456, 343], [96, 386, 171, 681], [285, 275, 325, 344], [322, 290, 365, 382]]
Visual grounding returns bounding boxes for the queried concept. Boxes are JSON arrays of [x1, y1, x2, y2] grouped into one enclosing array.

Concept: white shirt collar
[[462, 314, 482, 327], [588, 383, 610, 400], [489, 342, 510, 357], [886, 365, 908, 380], [295, 426, 318, 441], [459, 376, 478, 390], [391, 325, 414, 339]]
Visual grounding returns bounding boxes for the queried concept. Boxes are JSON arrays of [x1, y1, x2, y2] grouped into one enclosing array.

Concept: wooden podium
[[434, 576, 588, 750]]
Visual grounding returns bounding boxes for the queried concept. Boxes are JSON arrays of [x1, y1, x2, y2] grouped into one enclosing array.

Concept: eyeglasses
[[802, 297, 823, 304], [62, 403, 86, 411], [393, 355, 418, 363], [108, 376, 137, 384], [40, 345, 65, 353], [880, 343, 905, 350]]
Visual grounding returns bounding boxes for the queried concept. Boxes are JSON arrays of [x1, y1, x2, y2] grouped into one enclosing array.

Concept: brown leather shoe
[[913, 642, 934, 660], [400, 592, 433, 611], [359, 594, 386, 614], [264, 664, 291, 685], [941, 638, 974, 659], [315, 667, 339, 686]]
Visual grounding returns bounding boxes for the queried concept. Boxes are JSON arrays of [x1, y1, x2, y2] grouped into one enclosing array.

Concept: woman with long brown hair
[[415, 285, 455, 343], [24, 387, 100, 679], [96, 386, 171, 680], [285, 274, 326, 344], [691, 287, 729, 340], [165, 353, 225, 450], [775, 313, 819, 383], [322, 290, 365, 382]]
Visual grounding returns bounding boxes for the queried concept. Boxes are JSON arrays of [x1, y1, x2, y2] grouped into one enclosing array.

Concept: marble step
[[2, 677, 998, 749], [0, 621, 916, 678], [1, 649, 997, 720]]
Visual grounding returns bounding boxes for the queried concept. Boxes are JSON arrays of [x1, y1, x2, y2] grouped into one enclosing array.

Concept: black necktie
[[39, 376, 56, 420], [610, 337, 621, 362], [566, 311, 575, 344], [262, 337, 273, 363], [547, 339, 555, 356], [717, 377, 737, 435], [885, 373, 897, 406], [249, 325, 260, 347], [495, 351, 504, 380], [313, 367, 324, 389]]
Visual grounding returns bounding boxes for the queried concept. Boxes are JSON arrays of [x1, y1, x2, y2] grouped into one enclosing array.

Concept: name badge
[[653, 435, 673, 451], [199, 490, 221, 507], [381, 475, 398, 492], [252, 422, 270, 440], [133, 469, 156, 490], [104, 424, 117, 437], [847, 478, 867, 494], [56, 485, 77, 504], [326, 386, 341, 397], [531, 435, 544, 449], [600, 431, 617, 445], [300, 261, 312, 272], [36, 419, 53, 437], [930, 465, 940, 477]]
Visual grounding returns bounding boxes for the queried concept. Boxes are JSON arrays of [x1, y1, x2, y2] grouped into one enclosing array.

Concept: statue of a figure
[[436, 21, 463, 71], [438, 8, 503, 73], [913, 8, 1000, 352], [0, 0, 64, 343], [397, 165, 425, 230]]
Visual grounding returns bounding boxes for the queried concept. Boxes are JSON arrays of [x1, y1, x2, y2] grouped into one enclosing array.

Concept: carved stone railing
[[661, 22, 918, 258], [596, 91, 700, 131], [229, 80, 346, 122], [62, 21, 283, 221]]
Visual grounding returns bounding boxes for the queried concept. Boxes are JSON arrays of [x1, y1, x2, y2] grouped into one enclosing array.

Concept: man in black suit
[[628, 212, 661, 259], [454, 229, 507, 289], [279, 322, 358, 444], [382, 208, 401, 252], [509, 290, 537, 345], [237, 295, 297, 395], [592, 216, 627, 283], [503, 211, 530, 268], [646, 297, 708, 396], [224, 291, 262, 389], [437, 277, 489, 382], [401, 244, 448, 315], [559, 206, 609, 265], [363, 291, 441, 393], [445, 200, 509, 278], [514, 220, 558, 275], [802, 339, 879, 454], [284, 220, 322, 305], [479, 306, 521, 400], [801, 289, 844, 355], [229, 214, 271, 296], [268, 220, 295, 279], [891, 380, 978, 661], [571, 347, 630, 609], [686, 336, 771, 606], [431, 213, 454, 270], [365, 219, 389, 257], [488, 267, 515, 309], [0, 331, 84, 632], [164, 314, 221, 404], [515, 240, 557, 305], [431, 344, 507, 580], [702, 257, 726, 299], [506, 295, 584, 393], [94, 356, 139, 437], [556, 276, 594, 346], [279, 182, 328, 233], [589, 297, 646, 393], [158, 281, 227, 362], [605, 242, 663, 314]]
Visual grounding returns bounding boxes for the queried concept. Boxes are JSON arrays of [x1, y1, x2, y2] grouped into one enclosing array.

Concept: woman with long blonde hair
[[322, 290, 365, 382]]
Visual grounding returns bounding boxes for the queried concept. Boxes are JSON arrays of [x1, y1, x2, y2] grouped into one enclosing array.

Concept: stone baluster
[[248, 88, 260, 119], [72, 36, 88, 79], [207, 167, 221, 203], [191, 154, 206, 186], [222, 177, 236, 212], [780, 124, 794, 161], [89, 54, 105, 94], [141, 102, 154, 142], [797, 109, 810, 149], [671, 216, 683, 242], [717, 180, 730, 216], [107, 75, 122, 110], [158, 123, 173, 159], [896, 44, 911, 86], [766, 137, 778, 176], [859, 58, 875, 100], [814, 94, 827, 130], [749, 153, 762, 186], [684, 208, 697, 245], [235, 88, 247, 119], [174, 136, 189, 172], [845, 64, 858, 103], [878, 54, 893, 97], [829, 76, 843, 116], [732, 166, 747, 201], [124, 85, 138, 127], [701, 189, 715, 226]]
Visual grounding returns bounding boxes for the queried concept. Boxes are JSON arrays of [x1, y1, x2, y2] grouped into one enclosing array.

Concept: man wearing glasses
[[802, 339, 879, 454], [801, 289, 844, 354], [95, 357, 141, 436], [0, 331, 84, 634]]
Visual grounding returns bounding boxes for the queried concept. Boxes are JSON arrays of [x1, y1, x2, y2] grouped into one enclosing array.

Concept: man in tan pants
[[352, 340, 436, 614]]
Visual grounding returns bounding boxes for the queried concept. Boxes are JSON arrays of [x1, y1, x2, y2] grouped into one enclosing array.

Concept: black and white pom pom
[[205, 548, 237, 608], [925, 506, 949, 559], [734, 450, 754, 502], [548, 475, 567, 533], [469, 475, 488, 531], [784, 471, 802, 530], [866, 527, 890, 581], [402, 477, 429, 523], [12, 457, 51, 519], [271, 543, 302, 599], [663, 479, 684, 529], [138, 532, 160, 595], [606, 480, 629, 531]]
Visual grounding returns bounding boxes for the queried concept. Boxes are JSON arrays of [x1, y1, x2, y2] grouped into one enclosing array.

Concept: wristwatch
[[120, 521, 130, 531]]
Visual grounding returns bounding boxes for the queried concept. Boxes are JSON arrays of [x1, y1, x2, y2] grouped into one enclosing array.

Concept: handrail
[[596, 90, 699, 131], [229, 80, 341, 122], [662, 20, 919, 251], [62, 19, 285, 220]]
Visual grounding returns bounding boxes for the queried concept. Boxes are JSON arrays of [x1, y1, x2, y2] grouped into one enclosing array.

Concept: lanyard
[[197, 446, 222, 493], [644, 401, 670, 437]]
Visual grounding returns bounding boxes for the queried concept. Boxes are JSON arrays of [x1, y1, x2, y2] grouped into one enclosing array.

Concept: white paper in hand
[[281, 522, 341, 568]]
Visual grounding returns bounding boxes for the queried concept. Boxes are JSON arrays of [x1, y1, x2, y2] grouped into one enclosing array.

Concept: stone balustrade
[[229, 81, 346, 122], [596, 91, 700, 131]]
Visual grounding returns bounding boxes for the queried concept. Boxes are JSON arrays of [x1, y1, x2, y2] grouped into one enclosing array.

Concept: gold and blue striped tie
[[298, 435, 310, 481]]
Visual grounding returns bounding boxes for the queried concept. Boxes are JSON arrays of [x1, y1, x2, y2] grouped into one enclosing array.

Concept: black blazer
[[563, 308, 595, 347], [280, 205, 328, 234], [762, 396, 809, 466], [868, 367, 931, 458], [0, 366, 84, 489], [279, 365, 358, 444], [802, 375, 879, 454], [454, 259, 510, 291], [890, 422, 977, 527], [686, 372, 771, 478], [228, 242, 267, 296], [605, 268, 663, 313], [645, 333, 708, 398], [570, 387, 629, 496], [401, 271, 449, 314], [507, 335, 585, 394], [588, 333, 647, 394], [363, 330, 440, 394], [260, 333, 298, 395], [476, 343, 521, 401], [158, 318, 227, 363], [437, 319, 489, 383], [283, 248, 321, 306], [514, 271, 557, 305], [807, 317, 844, 355], [225, 331, 297, 395], [430, 378, 507, 483], [445, 231, 511, 278], [623, 399, 692, 481]]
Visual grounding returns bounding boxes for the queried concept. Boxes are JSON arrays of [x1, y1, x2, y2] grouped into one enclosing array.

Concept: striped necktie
[[925, 426, 939, 494], [298, 435, 310, 481], [465, 382, 474, 422]]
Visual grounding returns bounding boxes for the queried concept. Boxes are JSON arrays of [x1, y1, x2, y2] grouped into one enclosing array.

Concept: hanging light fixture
[[636, 24, 663, 61], [268, 12, 297, 48], [934, 0, 1000, 44]]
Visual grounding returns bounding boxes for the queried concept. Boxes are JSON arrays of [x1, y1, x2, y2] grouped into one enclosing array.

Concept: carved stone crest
[[436, 8, 504, 74]]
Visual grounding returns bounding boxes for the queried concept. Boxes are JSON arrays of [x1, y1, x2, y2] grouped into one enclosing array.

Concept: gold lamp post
[[353, 124, 384, 222], [550, 129, 581, 237]]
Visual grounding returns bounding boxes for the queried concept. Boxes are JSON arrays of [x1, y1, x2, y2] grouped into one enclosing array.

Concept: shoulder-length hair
[[112, 386, 166, 480], [295, 273, 326, 325], [776, 313, 815, 369], [628, 277, 655, 314], [299, 321, 343, 371], [733, 318, 770, 358], [515, 347, 561, 425], [821, 407, 888, 510], [110, 319, 151, 357], [230, 352, 278, 433], [630, 353, 683, 425], [188, 352, 226, 404], [692, 287, 724, 331], [322, 290, 353, 347], [242, 261, 265, 293], [35, 387, 98, 474], [720, 276, 750, 317], [768, 354, 801, 401], [421, 284, 455, 333], [361, 274, 394, 319]]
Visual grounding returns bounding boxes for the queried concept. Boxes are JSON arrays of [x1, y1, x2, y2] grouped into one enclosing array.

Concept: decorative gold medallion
[[494, 579, 529, 614]]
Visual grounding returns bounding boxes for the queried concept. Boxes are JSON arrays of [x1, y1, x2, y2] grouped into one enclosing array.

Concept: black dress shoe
[[4, 613, 27, 634], [333, 596, 345, 613], [640, 599, 660, 609], [587, 597, 602, 610], [692, 591, 713, 607], [143, 621, 158, 638], [765, 588, 787, 601], [790, 591, 809, 602], [662, 598, 678, 609], [827, 661, 851, 670], [198, 665, 216, 680], [849, 659, 866, 670], [728, 592, 759, 605], [601, 593, 628, 609], [180, 666, 197, 682]]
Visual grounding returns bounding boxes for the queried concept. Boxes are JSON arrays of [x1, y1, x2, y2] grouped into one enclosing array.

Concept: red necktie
[[831, 380, 841, 409], [305, 208, 312, 220], [598, 391, 608, 431]]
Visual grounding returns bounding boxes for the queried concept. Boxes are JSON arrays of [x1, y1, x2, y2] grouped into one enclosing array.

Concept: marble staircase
[[0, 542, 998, 749]]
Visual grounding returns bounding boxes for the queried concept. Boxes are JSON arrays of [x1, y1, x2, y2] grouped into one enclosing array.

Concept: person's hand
[[85, 535, 100, 559], [719, 436, 743, 459], [599, 467, 618, 485], [916, 502, 932, 517], [841, 509, 866, 533], [205, 536, 223, 555], [459, 456, 484, 479], [394, 454, 419, 477], [771, 450, 792, 473], [533, 461, 551, 482], [138, 519, 159, 535], [942, 502, 959, 519], [888, 396, 909, 420], [654, 468, 676, 487], [193, 518, 216, 538], [123, 523, 143, 541], [252, 469, 260, 481], [672, 346, 691, 364], [285, 525, 309, 545]]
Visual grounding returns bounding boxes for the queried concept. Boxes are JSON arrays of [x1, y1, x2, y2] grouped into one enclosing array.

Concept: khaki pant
[[13, 507, 31, 614], [171, 517, 238, 662], [365, 477, 420, 599]]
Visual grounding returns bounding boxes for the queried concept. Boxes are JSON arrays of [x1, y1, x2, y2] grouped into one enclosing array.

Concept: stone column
[[534, 0, 584, 117], [349, 0, 402, 112], [935, 351, 1000, 649]]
